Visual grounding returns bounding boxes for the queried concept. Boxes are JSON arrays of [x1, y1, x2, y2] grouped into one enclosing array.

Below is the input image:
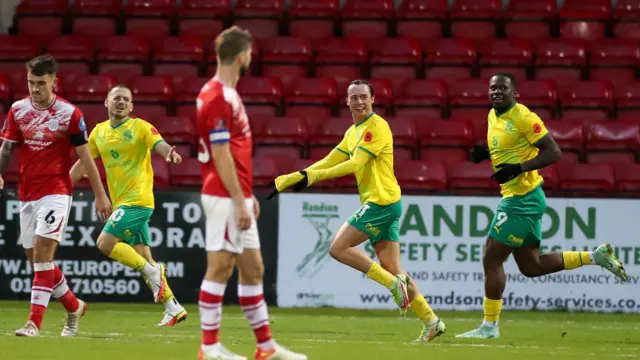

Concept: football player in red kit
[[0, 55, 111, 337], [195, 27, 307, 360]]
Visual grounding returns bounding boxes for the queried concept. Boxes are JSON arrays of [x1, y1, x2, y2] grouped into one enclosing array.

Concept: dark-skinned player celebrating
[[455, 73, 628, 340]]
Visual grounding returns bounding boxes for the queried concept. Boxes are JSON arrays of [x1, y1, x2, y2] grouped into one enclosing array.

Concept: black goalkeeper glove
[[491, 163, 523, 184], [266, 171, 309, 200], [469, 145, 491, 163]]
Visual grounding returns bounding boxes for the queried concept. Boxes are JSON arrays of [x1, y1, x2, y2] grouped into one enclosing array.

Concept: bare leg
[[328, 223, 372, 273], [513, 245, 564, 277]]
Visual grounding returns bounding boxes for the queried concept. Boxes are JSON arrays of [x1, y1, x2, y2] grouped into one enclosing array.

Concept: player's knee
[[96, 235, 115, 256], [239, 263, 264, 283], [206, 263, 234, 283], [328, 241, 342, 260]]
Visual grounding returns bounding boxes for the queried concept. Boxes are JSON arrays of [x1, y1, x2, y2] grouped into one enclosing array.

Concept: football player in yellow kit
[[70, 86, 188, 327], [456, 73, 628, 339], [268, 80, 446, 342]]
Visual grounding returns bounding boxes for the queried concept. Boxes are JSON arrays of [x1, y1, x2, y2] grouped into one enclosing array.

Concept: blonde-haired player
[[269, 79, 446, 342], [70, 85, 188, 327]]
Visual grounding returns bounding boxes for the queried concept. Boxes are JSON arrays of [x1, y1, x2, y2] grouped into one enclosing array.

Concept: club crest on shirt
[[124, 129, 133, 141], [79, 116, 86, 132], [364, 132, 373, 142], [47, 118, 59, 132]]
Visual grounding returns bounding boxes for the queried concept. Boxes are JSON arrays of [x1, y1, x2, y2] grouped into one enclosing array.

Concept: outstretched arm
[[306, 149, 371, 185], [305, 148, 349, 171]]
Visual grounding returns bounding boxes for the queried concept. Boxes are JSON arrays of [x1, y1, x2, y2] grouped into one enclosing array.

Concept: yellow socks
[[562, 251, 593, 270], [109, 242, 148, 271], [483, 297, 502, 326], [410, 295, 438, 325], [366, 262, 397, 289]]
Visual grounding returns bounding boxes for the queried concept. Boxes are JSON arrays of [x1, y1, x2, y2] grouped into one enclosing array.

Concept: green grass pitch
[[1, 301, 638, 360]]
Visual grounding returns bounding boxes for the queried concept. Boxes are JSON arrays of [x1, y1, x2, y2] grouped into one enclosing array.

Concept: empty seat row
[[13, 0, 640, 42]]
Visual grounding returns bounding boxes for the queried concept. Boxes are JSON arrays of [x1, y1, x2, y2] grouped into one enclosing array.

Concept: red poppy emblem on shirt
[[533, 123, 542, 134], [364, 132, 373, 142], [151, 127, 159, 135]]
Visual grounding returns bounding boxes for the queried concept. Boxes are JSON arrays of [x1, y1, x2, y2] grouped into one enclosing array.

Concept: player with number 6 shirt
[[0, 55, 111, 337]]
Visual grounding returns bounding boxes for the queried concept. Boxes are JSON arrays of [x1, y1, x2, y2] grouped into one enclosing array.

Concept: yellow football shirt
[[487, 103, 548, 198], [88, 117, 164, 209], [335, 113, 401, 206]]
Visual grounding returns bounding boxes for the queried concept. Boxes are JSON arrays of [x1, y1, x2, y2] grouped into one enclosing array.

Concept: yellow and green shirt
[[89, 117, 164, 209], [487, 103, 549, 198], [335, 113, 401, 205]]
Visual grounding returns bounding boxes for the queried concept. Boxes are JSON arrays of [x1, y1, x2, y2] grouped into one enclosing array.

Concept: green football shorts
[[103, 205, 154, 246], [347, 200, 402, 246], [488, 185, 547, 248]]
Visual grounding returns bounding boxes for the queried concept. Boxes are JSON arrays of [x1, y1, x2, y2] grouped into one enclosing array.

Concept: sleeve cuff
[[335, 147, 349, 155], [152, 139, 165, 151]]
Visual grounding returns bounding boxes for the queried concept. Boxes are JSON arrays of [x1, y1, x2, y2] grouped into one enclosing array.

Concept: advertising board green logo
[[296, 201, 340, 278]]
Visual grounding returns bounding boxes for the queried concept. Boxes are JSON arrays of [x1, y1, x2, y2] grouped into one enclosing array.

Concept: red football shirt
[[196, 77, 253, 198], [1, 96, 87, 201]]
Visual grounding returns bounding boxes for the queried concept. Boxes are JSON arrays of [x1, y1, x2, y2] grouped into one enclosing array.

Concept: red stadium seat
[[177, 0, 229, 45], [150, 157, 170, 188], [558, 0, 609, 43], [309, 116, 350, 158], [232, 0, 285, 39], [613, 0, 640, 40], [0, 74, 10, 102], [261, 37, 313, 92], [477, 39, 533, 81], [152, 36, 205, 80], [128, 76, 173, 103], [450, 0, 501, 40], [254, 147, 301, 173], [70, 0, 120, 39], [419, 118, 474, 148], [369, 37, 422, 94], [237, 77, 283, 116], [589, 40, 640, 93], [449, 79, 487, 107], [15, 0, 67, 42], [153, 116, 197, 144], [386, 117, 418, 159], [253, 156, 279, 188], [448, 109, 490, 143], [545, 120, 584, 162], [449, 162, 499, 196], [288, 0, 340, 40], [586, 122, 640, 163], [66, 75, 117, 103], [614, 163, 640, 194], [558, 164, 615, 196], [253, 116, 308, 150], [539, 164, 558, 193], [535, 39, 586, 94], [517, 80, 558, 118], [315, 38, 367, 90], [170, 158, 202, 187], [97, 36, 149, 79], [124, 0, 174, 45], [174, 76, 208, 103], [419, 148, 468, 173], [395, 160, 448, 193], [616, 82, 640, 115], [395, 79, 447, 116], [285, 77, 337, 110], [423, 38, 476, 86], [45, 36, 95, 76], [0, 35, 40, 61], [79, 106, 107, 130], [396, 0, 447, 40], [341, 0, 394, 39], [503, 0, 555, 41], [561, 81, 614, 120]]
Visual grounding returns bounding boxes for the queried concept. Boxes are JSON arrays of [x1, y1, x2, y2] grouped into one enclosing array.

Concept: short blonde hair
[[215, 26, 253, 65]]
